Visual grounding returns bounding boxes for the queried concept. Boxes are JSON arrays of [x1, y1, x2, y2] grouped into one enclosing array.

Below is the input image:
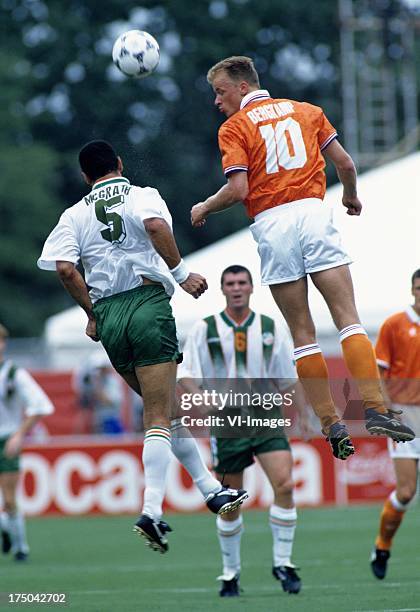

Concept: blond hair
[[207, 56, 260, 87], [0, 323, 9, 338]]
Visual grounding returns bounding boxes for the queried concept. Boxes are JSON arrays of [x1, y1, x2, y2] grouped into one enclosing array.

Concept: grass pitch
[[1, 505, 420, 611]]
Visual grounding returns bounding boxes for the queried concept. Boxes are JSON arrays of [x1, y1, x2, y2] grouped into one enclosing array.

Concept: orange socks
[[340, 326, 386, 414], [375, 492, 407, 550], [294, 345, 339, 433], [295, 326, 386, 433]]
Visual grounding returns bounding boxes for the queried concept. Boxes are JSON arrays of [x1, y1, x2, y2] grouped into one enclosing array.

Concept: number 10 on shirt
[[259, 118, 307, 174]]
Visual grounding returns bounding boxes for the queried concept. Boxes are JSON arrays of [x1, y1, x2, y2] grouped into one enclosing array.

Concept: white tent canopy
[[44, 152, 420, 368]]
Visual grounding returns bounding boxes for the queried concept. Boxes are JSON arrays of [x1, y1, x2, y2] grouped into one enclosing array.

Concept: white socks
[[216, 515, 243, 579], [269, 504, 297, 567], [171, 419, 221, 498], [142, 427, 172, 520], [216, 506, 297, 576], [3, 511, 29, 554]]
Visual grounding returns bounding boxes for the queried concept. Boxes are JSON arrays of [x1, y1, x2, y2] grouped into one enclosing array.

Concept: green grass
[[1, 505, 420, 611]]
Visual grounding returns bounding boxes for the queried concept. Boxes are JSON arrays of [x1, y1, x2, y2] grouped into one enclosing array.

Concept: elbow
[[337, 156, 356, 174], [237, 184, 249, 201], [230, 183, 249, 202], [56, 261, 75, 280], [144, 217, 167, 235]]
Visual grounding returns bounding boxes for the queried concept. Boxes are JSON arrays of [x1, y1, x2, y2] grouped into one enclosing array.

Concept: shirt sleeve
[[15, 369, 55, 417], [218, 122, 249, 177], [37, 210, 80, 270], [375, 319, 393, 370], [269, 323, 297, 388], [177, 322, 207, 381], [316, 106, 338, 151], [132, 187, 173, 225]]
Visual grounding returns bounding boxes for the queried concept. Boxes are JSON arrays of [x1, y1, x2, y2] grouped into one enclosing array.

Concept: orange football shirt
[[375, 307, 420, 405], [218, 90, 337, 219]]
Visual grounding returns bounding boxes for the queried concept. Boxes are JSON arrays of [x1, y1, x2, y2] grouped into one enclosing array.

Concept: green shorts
[[93, 285, 181, 375], [210, 436, 290, 474], [0, 437, 20, 473]]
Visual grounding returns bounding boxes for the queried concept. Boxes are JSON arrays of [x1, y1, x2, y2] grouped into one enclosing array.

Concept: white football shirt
[[37, 177, 176, 301], [0, 361, 54, 438], [178, 310, 296, 385]]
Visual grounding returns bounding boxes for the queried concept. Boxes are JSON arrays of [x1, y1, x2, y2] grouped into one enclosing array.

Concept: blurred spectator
[[0, 323, 54, 561], [73, 353, 125, 434]]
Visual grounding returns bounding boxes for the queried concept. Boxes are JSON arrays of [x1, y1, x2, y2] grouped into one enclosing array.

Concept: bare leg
[[270, 279, 339, 432], [257, 450, 294, 508], [394, 458, 418, 505], [311, 265, 386, 413], [310, 265, 359, 329], [269, 277, 316, 346], [134, 361, 176, 430]]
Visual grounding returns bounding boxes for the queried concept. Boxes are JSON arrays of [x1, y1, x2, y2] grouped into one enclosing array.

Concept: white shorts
[[388, 404, 420, 460], [249, 198, 352, 284]]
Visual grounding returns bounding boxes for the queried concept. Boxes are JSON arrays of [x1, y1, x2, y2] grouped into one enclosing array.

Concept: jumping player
[[190, 55, 414, 459], [38, 140, 247, 554]]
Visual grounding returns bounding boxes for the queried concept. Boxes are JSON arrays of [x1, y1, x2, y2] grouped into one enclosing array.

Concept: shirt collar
[[221, 310, 255, 329], [92, 177, 130, 191], [405, 305, 420, 324], [240, 89, 271, 110]]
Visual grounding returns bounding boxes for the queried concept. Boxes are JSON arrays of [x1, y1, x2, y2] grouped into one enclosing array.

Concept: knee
[[273, 477, 294, 500], [397, 485, 416, 506], [292, 323, 317, 347]]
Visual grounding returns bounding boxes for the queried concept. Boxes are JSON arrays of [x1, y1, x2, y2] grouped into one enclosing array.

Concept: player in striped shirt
[[191, 55, 414, 459], [178, 265, 310, 596]]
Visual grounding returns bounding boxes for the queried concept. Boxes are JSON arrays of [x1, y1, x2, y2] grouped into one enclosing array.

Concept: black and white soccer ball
[[112, 30, 160, 78]]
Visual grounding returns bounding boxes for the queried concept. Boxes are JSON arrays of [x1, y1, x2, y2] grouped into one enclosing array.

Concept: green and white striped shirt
[[178, 310, 296, 385]]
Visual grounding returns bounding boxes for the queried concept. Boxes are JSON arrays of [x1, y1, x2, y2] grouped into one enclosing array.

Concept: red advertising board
[[15, 436, 395, 516], [29, 358, 352, 436]]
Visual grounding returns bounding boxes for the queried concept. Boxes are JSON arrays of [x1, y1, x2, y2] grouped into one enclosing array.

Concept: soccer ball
[[112, 30, 160, 78]]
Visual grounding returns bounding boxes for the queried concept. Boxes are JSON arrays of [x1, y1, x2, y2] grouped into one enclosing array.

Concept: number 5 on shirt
[[95, 196, 126, 244], [259, 118, 307, 174]]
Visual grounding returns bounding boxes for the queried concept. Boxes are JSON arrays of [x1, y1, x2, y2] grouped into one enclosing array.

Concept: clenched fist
[[180, 273, 208, 298]]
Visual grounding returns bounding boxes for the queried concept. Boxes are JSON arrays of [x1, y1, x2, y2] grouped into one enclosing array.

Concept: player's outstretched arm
[[56, 261, 99, 341], [144, 218, 207, 299], [191, 171, 248, 227], [322, 139, 362, 216]]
